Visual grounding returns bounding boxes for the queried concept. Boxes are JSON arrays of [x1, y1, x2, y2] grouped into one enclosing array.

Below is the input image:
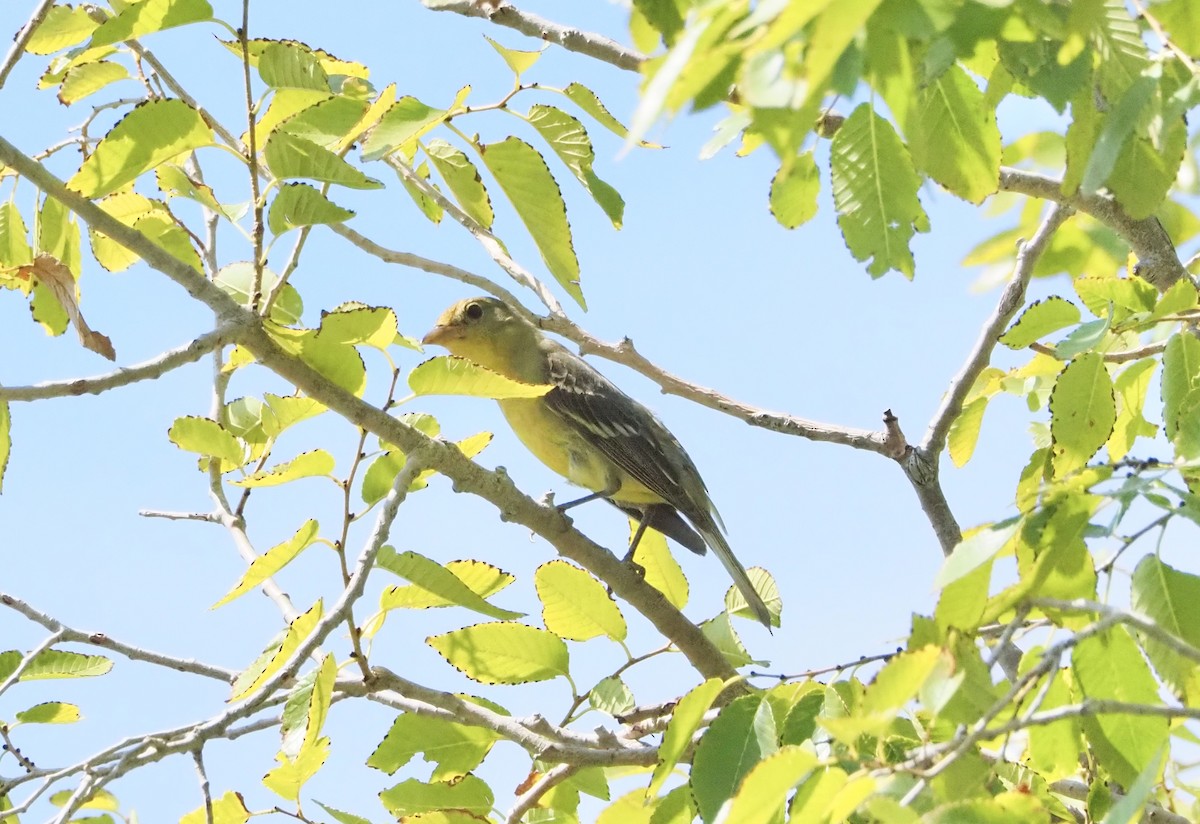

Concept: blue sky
[[0, 1, 1089, 820]]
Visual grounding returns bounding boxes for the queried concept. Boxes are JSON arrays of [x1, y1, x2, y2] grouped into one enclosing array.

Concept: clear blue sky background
[[0, 1, 1076, 820]]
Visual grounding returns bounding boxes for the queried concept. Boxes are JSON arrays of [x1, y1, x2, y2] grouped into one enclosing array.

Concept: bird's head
[[421, 296, 538, 377]]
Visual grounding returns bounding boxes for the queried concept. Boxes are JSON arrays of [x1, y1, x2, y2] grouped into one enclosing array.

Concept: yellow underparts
[[498, 398, 662, 506]]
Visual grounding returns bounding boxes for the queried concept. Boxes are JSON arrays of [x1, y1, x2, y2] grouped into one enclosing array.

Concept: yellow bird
[[422, 296, 772, 627]]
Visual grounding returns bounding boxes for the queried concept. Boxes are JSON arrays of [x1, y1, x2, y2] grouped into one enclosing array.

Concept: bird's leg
[[555, 490, 609, 512], [623, 515, 650, 564]]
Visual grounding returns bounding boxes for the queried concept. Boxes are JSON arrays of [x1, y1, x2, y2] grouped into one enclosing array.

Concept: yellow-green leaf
[[88, 0, 213, 48], [408, 356, 551, 399], [908, 64, 1001, 204], [213, 520, 320, 608], [948, 396, 988, 467], [427, 622, 568, 685], [268, 183, 354, 235], [648, 677, 725, 797], [15, 702, 81, 724], [1050, 353, 1116, 476], [479, 137, 584, 307], [231, 450, 335, 488], [999, 297, 1082, 349], [168, 416, 244, 463], [535, 560, 627, 642], [180, 791, 249, 824], [769, 152, 820, 229], [425, 139, 494, 228], [263, 736, 329, 801], [485, 35, 542, 76], [379, 775, 493, 817], [526, 104, 624, 228], [68, 99, 215, 198], [722, 746, 818, 824], [25, 6, 98, 54], [378, 548, 523, 621], [631, 521, 688, 610], [58, 60, 130, 105], [231, 600, 323, 700], [264, 131, 382, 189]]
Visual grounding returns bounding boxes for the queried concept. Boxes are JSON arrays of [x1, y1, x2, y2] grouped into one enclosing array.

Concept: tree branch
[[0, 593, 235, 682], [924, 203, 1073, 455], [417, 1, 646, 72], [0, 328, 230, 402], [0, 0, 57, 91], [998, 167, 1188, 291]]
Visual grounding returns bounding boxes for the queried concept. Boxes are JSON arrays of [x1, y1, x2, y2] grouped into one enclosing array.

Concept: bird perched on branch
[[422, 296, 772, 628]]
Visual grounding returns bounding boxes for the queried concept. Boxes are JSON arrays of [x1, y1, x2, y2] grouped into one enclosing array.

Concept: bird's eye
[[464, 302, 484, 321]]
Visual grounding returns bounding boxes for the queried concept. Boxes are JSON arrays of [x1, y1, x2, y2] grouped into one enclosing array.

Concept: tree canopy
[[2, 0, 1200, 822]]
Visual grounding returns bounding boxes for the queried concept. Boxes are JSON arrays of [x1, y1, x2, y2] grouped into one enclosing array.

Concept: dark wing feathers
[[542, 345, 714, 522]]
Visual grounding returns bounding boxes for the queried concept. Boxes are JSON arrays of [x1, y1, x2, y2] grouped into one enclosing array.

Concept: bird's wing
[[541, 344, 708, 517]]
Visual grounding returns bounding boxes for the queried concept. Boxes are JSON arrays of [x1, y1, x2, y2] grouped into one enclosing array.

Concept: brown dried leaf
[[18, 254, 116, 360]]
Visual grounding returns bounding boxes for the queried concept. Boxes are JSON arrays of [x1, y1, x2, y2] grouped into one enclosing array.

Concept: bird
[[421, 296, 773, 627]]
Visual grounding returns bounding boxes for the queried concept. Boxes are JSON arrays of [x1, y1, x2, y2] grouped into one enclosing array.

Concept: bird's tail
[[697, 523, 773, 629]]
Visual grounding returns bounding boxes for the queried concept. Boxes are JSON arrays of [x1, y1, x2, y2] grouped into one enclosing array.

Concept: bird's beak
[[421, 324, 455, 347]]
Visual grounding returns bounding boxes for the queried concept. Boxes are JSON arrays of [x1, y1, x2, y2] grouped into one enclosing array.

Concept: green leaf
[[1107, 117, 1188, 220], [649, 677, 724, 797], [769, 152, 819, 229], [264, 131, 382, 189], [168, 416, 244, 464], [1108, 358, 1158, 462], [701, 611, 756, 668], [283, 95, 370, 147], [24, 5, 99, 54], [230, 600, 323, 700], [1162, 332, 1200, 440], [88, 0, 213, 48], [212, 520, 320, 608], [180, 791, 249, 824], [318, 302, 401, 350], [58, 61, 130, 105], [1000, 297, 1083, 349], [361, 96, 447, 161], [485, 35, 542, 76], [377, 557, 514, 610], [830, 103, 929, 278], [479, 137, 584, 307], [1050, 353, 1116, 476], [231, 450, 334, 488], [258, 40, 329, 92], [378, 548, 523, 621], [535, 560, 627, 642], [631, 520, 688, 610], [1054, 315, 1111, 360], [691, 694, 777, 823], [1080, 75, 1157, 197], [948, 396, 988, 468], [409, 356, 551, 399], [424, 140, 493, 228], [908, 64, 1001, 203], [934, 518, 1020, 589], [562, 83, 642, 142], [214, 262, 303, 325], [721, 746, 818, 824], [368, 710, 498, 780], [427, 622, 569, 685], [379, 775, 493, 817], [314, 802, 372, 824], [1072, 625, 1169, 788], [863, 646, 944, 714], [1130, 556, 1200, 698], [68, 99, 215, 198], [267, 326, 367, 396], [590, 676, 635, 717], [263, 736, 329, 801], [15, 702, 81, 724], [268, 184, 354, 235], [0, 201, 33, 268], [526, 105, 624, 228], [0, 649, 112, 680], [1156, 0, 1200, 53]]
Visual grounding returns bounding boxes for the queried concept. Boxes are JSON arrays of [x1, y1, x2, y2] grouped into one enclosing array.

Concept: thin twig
[[504, 763, 579, 824], [0, 328, 231, 402], [925, 203, 1073, 455], [0, 0, 57, 91], [418, 0, 646, 72], [0, 593, 235, 682]]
